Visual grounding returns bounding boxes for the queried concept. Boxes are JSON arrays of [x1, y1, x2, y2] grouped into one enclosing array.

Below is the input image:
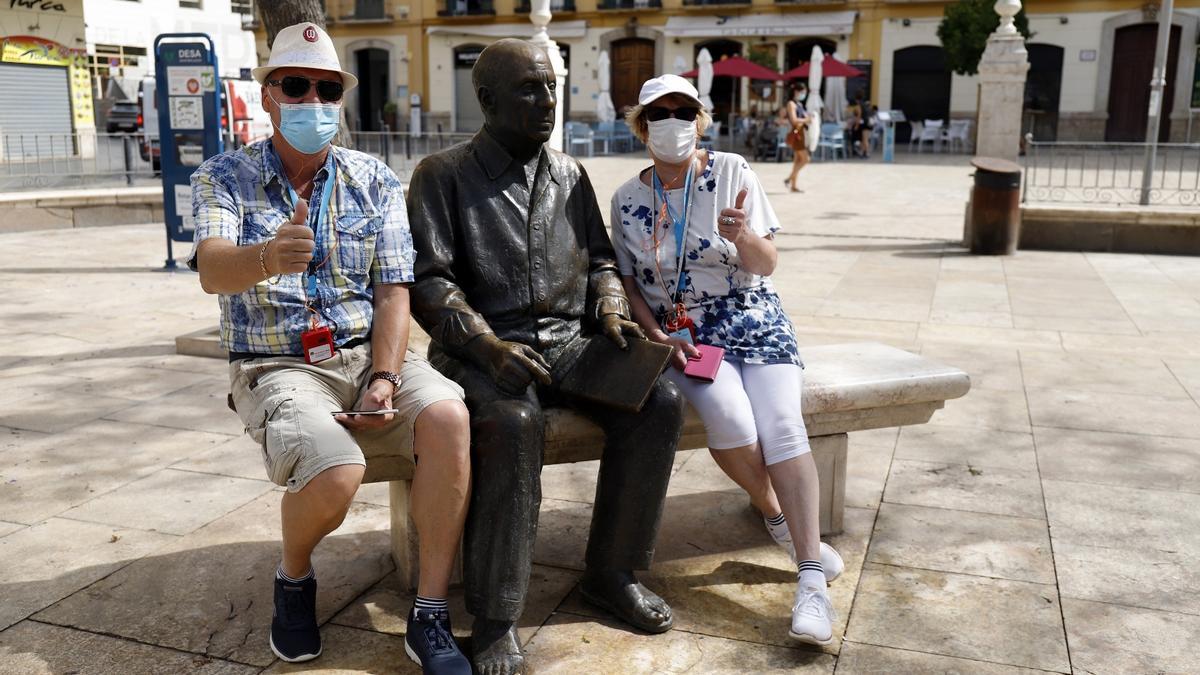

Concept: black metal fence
[[1022, 135, 1200, 207]]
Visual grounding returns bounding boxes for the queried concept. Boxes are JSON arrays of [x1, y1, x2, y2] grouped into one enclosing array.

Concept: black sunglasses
[[267, 75, 344, 103], [644, 106, 700, 122]]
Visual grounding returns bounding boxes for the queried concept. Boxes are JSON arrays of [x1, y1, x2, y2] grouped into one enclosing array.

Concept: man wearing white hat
[[188, 22, 472, 674]]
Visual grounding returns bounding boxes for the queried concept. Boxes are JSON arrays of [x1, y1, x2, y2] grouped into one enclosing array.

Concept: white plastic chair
[[908, 120, 924, 151], [565, 122, 593, 158], [817, 122, 848, 160], [943, 119, 971, 153], [917, 119, 943, 153]]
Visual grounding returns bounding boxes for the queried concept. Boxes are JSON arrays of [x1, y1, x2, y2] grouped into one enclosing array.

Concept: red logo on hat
[[303, 26, 318, 42]]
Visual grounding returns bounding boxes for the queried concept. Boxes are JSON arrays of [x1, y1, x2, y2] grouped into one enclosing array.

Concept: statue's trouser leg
[[568, 376, 684, 571], [428, 352, 544, 622]]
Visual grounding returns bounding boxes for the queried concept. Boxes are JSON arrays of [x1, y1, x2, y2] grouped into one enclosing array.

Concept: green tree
[[937, 0, 1032, 76]]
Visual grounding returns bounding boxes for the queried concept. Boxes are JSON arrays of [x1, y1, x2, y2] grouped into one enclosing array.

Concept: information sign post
[[154, 33, 224, 269]]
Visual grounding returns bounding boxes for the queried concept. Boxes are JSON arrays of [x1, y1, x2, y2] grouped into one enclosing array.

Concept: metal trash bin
[[968, 157, 1022, 255]]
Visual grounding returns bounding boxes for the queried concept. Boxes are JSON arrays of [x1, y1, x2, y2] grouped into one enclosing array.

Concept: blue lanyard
[[652, 166, 694, 299], [288, 168, 336, 302]]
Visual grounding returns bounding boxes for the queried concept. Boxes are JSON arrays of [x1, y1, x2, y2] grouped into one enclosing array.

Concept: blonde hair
[[625, 102, 712, 144]]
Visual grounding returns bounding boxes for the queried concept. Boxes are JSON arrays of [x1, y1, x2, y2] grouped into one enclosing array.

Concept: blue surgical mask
[[276, 102, 340, 154]]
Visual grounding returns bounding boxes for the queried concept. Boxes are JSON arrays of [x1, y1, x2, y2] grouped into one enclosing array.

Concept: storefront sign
[[8, 0, 68, 12], [1, 35, 72, 66]]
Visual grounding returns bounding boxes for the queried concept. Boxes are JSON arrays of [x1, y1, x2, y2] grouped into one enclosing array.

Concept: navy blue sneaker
[[405, 607, 471, 675], [270, 574, 321, 662]]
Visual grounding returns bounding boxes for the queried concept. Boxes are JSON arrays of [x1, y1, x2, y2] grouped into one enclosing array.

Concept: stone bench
[[361, 342, 970, 589]]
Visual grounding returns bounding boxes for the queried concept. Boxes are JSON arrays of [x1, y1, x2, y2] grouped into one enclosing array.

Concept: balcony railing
[[439, 0, 494, 16], [516, 0, 575, 12], [598, 0, 661, 9], [683, 0, 749, 5]]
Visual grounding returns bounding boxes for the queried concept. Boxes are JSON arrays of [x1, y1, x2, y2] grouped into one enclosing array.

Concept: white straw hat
[[638, 74, 701, 107], [251, 23, 358, 92]]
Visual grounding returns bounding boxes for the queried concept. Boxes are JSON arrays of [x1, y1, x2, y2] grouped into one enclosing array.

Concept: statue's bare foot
[[471, 618, 524, 675], [580, 569, 673, 634]]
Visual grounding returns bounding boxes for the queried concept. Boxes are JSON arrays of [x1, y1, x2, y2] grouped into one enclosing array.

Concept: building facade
[[249, 0, 426, 135], [0, 0, 95, 151], [84, 0, 258, 100], [249, 0, 1200, 143]]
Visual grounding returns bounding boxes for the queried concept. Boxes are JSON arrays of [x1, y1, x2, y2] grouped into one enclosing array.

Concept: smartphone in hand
[[331, 409, 400, 416]]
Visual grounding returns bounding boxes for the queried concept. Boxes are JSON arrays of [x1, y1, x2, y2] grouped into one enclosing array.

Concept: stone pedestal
[[975, 28, 1029, 162]]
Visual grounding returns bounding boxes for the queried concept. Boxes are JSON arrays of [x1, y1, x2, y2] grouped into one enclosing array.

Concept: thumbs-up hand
[[717, 187, 750, 245], [265, 198, 315, 275]]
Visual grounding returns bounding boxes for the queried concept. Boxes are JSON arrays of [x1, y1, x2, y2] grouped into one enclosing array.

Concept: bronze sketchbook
[[553, 336, 673, 413]]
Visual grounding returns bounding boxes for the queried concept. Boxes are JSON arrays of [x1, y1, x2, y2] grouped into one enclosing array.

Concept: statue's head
[[473, 39, 556, 146]]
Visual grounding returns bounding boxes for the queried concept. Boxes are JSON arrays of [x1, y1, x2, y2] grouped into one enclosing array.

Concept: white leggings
[[664, 360, 811, 466]]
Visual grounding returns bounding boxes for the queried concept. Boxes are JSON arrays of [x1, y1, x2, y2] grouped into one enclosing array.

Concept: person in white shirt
[[610, 74, 844, 646]]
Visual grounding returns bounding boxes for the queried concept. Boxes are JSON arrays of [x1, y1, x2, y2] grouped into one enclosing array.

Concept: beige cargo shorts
[[228, 342, 465, 492]]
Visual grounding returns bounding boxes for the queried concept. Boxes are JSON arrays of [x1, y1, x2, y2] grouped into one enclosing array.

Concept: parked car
[[106, 100, 140, 133], [137, 78, 161, 171]]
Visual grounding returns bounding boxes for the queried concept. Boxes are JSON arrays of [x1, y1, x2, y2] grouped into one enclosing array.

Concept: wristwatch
[[368, 371, 402, 392]]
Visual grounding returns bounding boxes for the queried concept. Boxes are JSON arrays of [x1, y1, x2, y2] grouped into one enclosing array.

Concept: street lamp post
[[528, 0, 567, 152], [1139, 0, 1175, 205]]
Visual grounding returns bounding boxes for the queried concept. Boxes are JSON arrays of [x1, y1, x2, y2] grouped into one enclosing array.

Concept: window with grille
[[179, 0, 202, 8], [231, 0, 253, 14]]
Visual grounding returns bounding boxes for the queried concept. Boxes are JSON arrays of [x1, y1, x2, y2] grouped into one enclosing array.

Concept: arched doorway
[[696, 39, 741, 134], [1106, 23, 1182, 142], [557, 43, 571, 124], [785, 38, 836, 72], [891, 45, 950, 143], [1024, 44, 1064, 141], [611, 37, 655, 115], [454, 44, 486, 133], [354, 48, 389, 131]]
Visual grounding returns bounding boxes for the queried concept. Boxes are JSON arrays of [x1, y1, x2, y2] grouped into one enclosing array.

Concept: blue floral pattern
[[610, 151, 802, 367]]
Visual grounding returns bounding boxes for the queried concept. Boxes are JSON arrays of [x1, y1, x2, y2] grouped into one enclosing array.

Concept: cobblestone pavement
[[1, 151, 1198, 674]]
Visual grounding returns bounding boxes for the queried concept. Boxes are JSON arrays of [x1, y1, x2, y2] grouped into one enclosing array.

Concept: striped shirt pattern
[[188, 139, 414, 355]]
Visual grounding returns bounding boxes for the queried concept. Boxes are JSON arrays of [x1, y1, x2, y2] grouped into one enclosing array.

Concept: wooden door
[[611, 38, 655, 114], [1106, 24, 1181, 142]]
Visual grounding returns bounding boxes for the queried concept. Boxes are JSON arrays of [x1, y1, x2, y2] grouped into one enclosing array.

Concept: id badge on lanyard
[[293, 174, 338, 364], [655, 168, 696, 342]]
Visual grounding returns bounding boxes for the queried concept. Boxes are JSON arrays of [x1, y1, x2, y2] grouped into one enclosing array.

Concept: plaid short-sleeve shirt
[[187, 139, 414, 355]]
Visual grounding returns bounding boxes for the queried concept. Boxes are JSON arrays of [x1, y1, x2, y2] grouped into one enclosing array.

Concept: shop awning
[[426, 20, 588, 39], [663, 11, 856, 38]]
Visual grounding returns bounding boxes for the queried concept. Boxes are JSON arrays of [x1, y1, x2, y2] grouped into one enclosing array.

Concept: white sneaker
[[789, 584, 836, 646], [763, 517, 845, 582]]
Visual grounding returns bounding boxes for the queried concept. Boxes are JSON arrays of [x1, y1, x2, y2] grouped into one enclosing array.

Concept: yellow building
[[259, 0, 1200, 142]]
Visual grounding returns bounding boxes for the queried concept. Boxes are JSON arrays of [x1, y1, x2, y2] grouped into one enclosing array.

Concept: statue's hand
[[600, 314, 645, 351], [466, 334, 553, 395]]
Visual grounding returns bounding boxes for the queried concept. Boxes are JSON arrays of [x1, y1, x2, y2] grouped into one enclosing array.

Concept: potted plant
[[383, 100, 399, 130]]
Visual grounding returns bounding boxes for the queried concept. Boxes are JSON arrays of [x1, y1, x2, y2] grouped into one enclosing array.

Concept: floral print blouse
[[610, 151, 802, 366]]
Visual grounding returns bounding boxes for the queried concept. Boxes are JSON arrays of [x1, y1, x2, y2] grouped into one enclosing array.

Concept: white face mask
[[647, 118, 697, 164]]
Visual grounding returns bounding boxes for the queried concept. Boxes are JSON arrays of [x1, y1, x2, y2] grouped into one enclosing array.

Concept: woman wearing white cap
[[609, 73, 843, 646]]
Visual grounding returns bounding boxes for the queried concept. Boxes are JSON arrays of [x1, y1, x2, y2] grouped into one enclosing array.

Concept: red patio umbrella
[[783, 57, 863, 79], [681, 56, 782, 81]]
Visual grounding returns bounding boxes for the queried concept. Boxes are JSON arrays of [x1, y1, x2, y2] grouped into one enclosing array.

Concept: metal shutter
[[0, 63, 73, 159]]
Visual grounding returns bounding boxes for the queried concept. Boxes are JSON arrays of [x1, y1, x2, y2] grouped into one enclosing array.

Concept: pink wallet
[[684, 344, 725, 382]]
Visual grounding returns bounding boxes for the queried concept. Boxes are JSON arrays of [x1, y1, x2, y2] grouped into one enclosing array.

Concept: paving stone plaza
[[1, 153, 1199, 674]]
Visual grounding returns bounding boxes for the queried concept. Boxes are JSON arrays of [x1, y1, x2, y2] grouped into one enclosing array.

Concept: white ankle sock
[[797, 560, 825, 591], [764, 512, 791, 543], [276, 564, 313, 583]]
